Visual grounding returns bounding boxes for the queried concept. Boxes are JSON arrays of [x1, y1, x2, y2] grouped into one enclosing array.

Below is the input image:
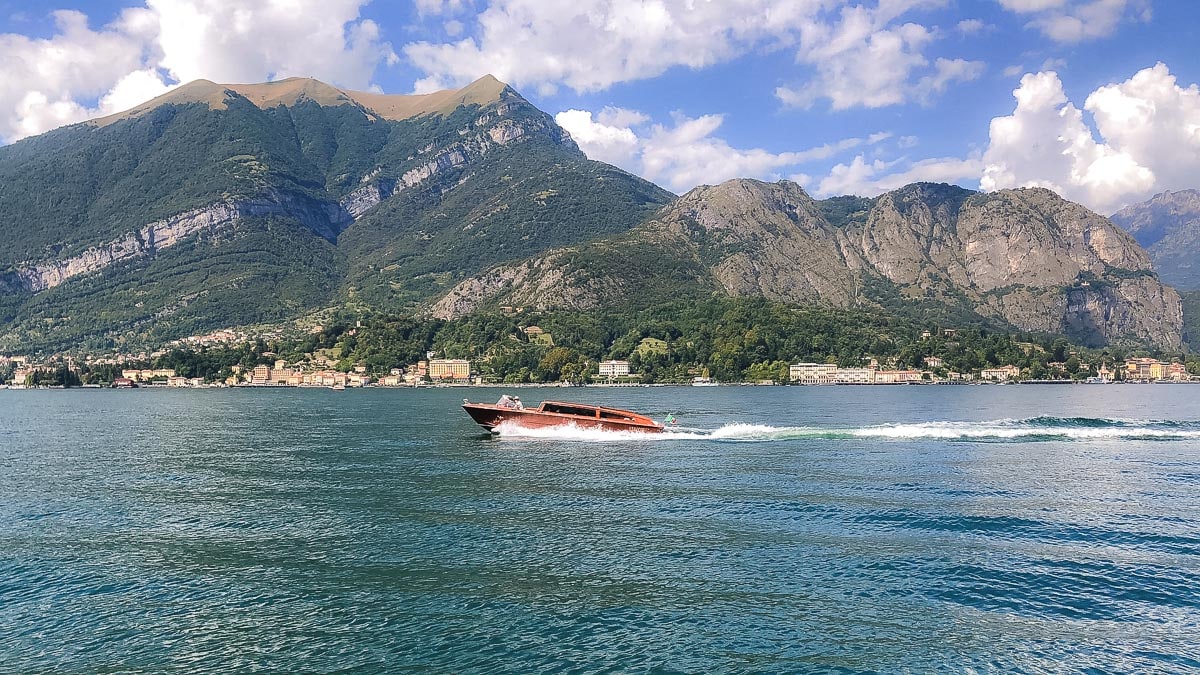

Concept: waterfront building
[[834, 368, 875, 384], [980, 365, 1021, 381], [875, 369, 923, 384], [789, 363, 838, 384], [429, 359, 470, 381], [120, 368, 177, 382], [1124, 358, 1160, 380], [598, 360, 631, 378], [249, 365, 272, 384]]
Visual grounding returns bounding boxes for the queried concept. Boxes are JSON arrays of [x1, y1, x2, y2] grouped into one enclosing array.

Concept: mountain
[[0, 75, 671, 351], [1110, 189, 1200, 290], [433, 180, 1184, 350], [0, 76, 1184, 354]]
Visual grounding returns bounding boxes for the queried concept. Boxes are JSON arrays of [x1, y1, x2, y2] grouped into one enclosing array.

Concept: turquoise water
[[2, 385, 1200, 671]]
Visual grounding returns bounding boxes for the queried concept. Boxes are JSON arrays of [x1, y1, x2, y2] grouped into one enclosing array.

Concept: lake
[[2, 384, 1199, 671]]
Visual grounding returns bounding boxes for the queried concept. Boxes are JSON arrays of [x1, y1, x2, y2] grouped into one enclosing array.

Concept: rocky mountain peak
[[1111, 188, 1200, 290]]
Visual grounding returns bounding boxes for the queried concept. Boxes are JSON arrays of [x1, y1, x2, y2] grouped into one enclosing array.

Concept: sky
[[0, 0, 1197, 214]]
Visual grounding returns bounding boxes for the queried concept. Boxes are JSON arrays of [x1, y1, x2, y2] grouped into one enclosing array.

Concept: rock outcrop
[[3, 191, 351, 294]]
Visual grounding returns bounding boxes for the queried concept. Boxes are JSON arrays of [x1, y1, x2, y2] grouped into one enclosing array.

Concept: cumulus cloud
[[998, 0, 1150, 43], [555, 106, 892, 193], [406, 0, 975, 109], [405, 0, 823, 94], [776, 4, 985, 110], [980, 63, 1199, 214], [0, 1, 396, 142], [0, 10, 151, 140], [554, 108, 642, 167]]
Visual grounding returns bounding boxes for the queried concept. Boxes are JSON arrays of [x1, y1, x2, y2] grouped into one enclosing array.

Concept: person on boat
[[665, 413, 677, 425], [513, 396, 524, 410], [497, 394, 518, 408]]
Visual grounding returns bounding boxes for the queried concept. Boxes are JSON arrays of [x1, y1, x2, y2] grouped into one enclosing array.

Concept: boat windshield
[[541, 403, 597, 417]]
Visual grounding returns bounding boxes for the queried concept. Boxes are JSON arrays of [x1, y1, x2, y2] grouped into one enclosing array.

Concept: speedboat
[[462, 398, 664, 433]]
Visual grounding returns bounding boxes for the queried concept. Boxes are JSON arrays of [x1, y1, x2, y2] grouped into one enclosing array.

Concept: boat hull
[[462, 401, 664, 433]]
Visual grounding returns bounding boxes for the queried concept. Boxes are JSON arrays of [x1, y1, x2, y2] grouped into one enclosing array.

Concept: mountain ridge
[[1111, 189, 1200, 290], [0, 75, 671, 351], [0, 76, 1186, 354], [432, 179, 1183, 350], [90, 74, 511, 128]]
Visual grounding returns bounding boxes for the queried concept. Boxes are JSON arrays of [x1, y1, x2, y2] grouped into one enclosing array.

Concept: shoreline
[[3, 380, 1197, 391]]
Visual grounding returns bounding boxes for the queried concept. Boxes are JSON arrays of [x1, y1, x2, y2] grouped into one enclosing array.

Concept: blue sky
[[1, 1, 1197, 213]]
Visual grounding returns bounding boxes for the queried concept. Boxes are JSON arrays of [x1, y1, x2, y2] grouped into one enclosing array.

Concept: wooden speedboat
[[462, 398, 664, 433]]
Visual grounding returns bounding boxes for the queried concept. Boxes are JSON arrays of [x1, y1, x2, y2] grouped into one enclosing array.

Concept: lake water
[[2, 384, 1200, 672]]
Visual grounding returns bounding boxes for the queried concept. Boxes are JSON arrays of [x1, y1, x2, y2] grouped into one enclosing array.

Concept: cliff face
[[435, 180, 1183, 349], [1111, 189, 1200, 290], [652, 181, 858, 305]]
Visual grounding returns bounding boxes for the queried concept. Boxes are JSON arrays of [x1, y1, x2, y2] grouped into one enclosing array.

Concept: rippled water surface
[[3, 385, 1200, 671]]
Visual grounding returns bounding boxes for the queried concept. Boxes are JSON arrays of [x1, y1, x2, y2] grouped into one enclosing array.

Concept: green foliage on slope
[[1182, 290, 1200, 348], [0, 217, 342, 353], [125, 298, 1139, 385], [0, 84, 672, 351]]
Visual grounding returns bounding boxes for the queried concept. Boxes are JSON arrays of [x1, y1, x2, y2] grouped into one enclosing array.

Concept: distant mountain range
[[0, 76, 1187, 352], [1111, 190, 1200, 291]]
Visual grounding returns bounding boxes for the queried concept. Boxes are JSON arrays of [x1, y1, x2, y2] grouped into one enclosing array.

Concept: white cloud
[[997, 0, 1066, 11], [597, 106, 649, 128], [0, 10, 151, 140], [998, 0, 1149, 43], [776, 4, 984, 110], [147, 0, 395, 89], [406, 0, 825, 95], [914, 57, 988, 103], [0, 1, 396, 142], [405, 0, 974, 109], [956, 18, 985, 35], [980, 63, 1199, 213], [816, 154, 983, 197], [556, 105, 892, 194], [554, 108, 642, 167]]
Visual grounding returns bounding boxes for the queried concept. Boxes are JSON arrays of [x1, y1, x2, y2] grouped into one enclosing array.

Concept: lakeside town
[[2, 351, 1194, 389]]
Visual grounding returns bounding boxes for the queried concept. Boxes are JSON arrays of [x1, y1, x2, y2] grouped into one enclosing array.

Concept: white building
[[834, 368, 875, 384], [598, 360, 631, 378], [789, 363, 838, 384]]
